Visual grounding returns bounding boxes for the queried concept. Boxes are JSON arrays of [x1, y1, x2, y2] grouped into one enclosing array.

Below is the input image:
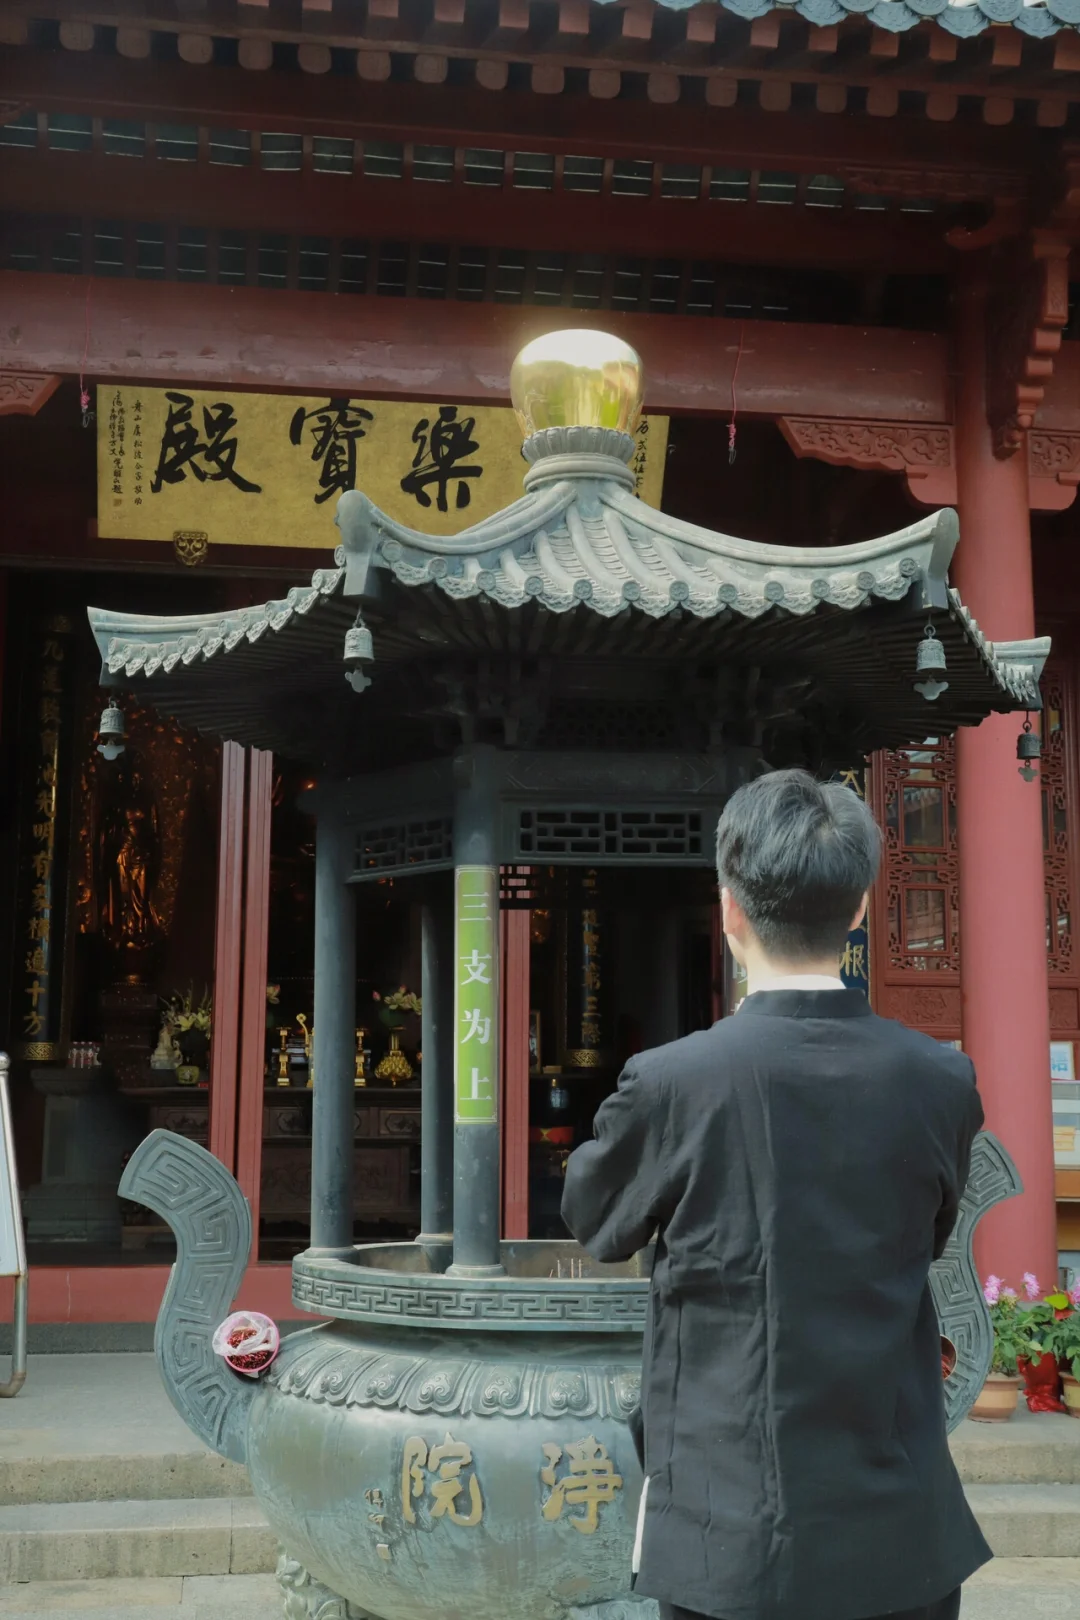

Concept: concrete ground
[[3, 1355, 1080, 1616], [0, 1574, 278, 1619], [0, 1566, 1077, 1618], [0, 1353, 248, 1506]]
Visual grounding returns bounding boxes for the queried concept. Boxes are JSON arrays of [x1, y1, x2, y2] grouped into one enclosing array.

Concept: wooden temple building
[[3, 0, 1080, 1331]]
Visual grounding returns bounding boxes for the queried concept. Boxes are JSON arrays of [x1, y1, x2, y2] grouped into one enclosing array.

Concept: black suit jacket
[[562, 990, 990, 1620]]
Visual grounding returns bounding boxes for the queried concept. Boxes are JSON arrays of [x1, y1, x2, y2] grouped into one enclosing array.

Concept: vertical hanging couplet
[[450, 747, 504, 1276], [12, 614, 76, 1061], [830, 769, 871, 996], [311, 808, 357, 1254]]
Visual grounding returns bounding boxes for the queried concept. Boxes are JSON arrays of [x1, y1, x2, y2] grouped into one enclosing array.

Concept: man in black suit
[[562, 769, 989, 1620]]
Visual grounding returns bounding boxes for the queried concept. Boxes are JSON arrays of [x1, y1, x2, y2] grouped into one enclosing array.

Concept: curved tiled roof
[[653, 0, 1080, 36], [87, 425, 1049, 764]]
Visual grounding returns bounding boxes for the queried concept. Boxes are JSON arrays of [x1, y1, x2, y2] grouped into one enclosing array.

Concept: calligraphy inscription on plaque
[[99, 386, 669, 548]]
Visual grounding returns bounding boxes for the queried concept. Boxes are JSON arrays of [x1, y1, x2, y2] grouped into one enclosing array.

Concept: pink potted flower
[[970, 1277, 1033, 1422]]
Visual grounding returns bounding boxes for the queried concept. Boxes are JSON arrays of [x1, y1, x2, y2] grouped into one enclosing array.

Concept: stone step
[[0, 1353, 251, 1507], [6, 1419, 1076, 1508], [963, 1558, 1080, 1618], [966, 1484, 1080, 1558], [0, 1500, 276, 1585], [0, 1453, 251, 1510], [950, 1410, 1080, 1487], [0, 1574, 278, 1620], [0, 1566, 1078, 1620]]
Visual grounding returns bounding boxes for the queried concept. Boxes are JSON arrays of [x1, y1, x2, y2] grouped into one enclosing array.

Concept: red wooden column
[[952, 267, 1057, 1285], [208, 741, 246, 1173], [234, 749, 274, 1251]]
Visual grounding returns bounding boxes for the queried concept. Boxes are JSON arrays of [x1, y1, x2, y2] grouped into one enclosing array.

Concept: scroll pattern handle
[[120, 1129, 254, 1463], [930, 1130, 1023, 1433]]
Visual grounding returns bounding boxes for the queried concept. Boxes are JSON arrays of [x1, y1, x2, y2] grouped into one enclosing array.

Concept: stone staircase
[[0, 1353, 275, 1615], [2, 1355, 1080, 1616]]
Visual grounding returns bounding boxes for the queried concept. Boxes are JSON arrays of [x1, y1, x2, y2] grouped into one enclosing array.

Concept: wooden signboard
[[97, 387, 668, 549]]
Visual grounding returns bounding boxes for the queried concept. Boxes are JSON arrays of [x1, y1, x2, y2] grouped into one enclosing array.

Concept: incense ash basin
[[121, 1129, 1019, 1620], [250, 1241, 650, 1620]]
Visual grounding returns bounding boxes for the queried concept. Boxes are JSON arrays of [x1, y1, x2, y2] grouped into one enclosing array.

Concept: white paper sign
[[0, 1064, 25, 1279], [1051, 1042, 1076, 1083]]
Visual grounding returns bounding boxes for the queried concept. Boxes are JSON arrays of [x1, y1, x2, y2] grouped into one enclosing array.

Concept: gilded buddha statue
[[95, 764, 164, 959]]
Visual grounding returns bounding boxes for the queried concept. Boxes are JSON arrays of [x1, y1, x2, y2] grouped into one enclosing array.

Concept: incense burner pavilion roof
[[88, 334, 1049, 776]]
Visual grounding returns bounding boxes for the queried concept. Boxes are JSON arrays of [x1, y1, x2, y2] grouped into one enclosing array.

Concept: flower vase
[[969, 1373, 1021, 1423], [1062, 1373, 1080, 1419], [176, 1029, 210, 1087], [1019, 1351, 1066, 1414], [374, 1030, 413, 1086]]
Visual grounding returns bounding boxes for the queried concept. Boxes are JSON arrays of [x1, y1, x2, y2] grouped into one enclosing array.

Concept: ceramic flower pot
[[969, 1373, 1021, 1422], [1062, 1373, 1080, 1419]]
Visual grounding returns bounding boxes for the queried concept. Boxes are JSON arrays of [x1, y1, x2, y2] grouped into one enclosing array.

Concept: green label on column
[[454, 865, 499, 1124]]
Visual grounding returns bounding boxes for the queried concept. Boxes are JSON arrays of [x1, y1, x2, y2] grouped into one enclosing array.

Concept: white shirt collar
[[748, 974, 846, 994]]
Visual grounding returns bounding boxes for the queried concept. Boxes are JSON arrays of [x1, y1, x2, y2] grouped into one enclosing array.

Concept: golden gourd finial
[[510, 329, 644, 439]]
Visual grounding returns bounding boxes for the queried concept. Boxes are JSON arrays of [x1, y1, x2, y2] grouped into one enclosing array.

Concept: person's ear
[[721, 886, 746, 941], [850, 891, 869, 932]]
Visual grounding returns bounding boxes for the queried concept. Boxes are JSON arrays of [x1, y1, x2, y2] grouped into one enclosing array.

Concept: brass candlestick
[[276, 1026, 290, 1086], [355, 1028, 368, 1088], [297, 1013, 313, 1088]]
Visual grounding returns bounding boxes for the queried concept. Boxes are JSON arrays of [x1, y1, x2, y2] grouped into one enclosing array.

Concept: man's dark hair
[[716, 769, 882, 961]]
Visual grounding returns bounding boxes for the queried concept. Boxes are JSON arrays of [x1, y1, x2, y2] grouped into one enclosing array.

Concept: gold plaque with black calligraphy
[[97, 387, 669, 548]]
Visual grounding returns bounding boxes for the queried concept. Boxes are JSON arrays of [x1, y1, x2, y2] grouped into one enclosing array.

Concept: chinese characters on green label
[[454, 866, 499, 1124]]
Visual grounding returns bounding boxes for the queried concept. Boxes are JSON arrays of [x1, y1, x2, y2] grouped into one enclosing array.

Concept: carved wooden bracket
[[780, 416, 1080, 513], [986, 232, 1071, 460], [778, 418, 957, 506], [1028, 430, 1080, 511], [0, 371, 61, 417]]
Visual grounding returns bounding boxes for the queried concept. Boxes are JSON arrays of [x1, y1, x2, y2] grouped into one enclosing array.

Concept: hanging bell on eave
[[343, 616, 374, 694], [913, 623, 949, 702], [1017, 715, 1041, 782], [96, 697, 127, 760]]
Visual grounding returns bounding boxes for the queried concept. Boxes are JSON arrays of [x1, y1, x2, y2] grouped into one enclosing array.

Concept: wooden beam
[[1030, 332, 1080, 434], [0, 151, 952, 272], [0, 5, 1061, 105], [0, 370, 60, 414], [0, 269, 954, 422], [208, 739, 246, 1176], [0, 44, 1040, 194], [235, 746, 273, 1252]]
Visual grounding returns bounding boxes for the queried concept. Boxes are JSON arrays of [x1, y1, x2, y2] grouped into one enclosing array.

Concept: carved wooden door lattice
[[1040, 666, 1080, 1044], [1042, 675, 1073, 979], [881, 738, 959, 974], [870, 736, 961, 1039], [869, 666, 1080, 1044]]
